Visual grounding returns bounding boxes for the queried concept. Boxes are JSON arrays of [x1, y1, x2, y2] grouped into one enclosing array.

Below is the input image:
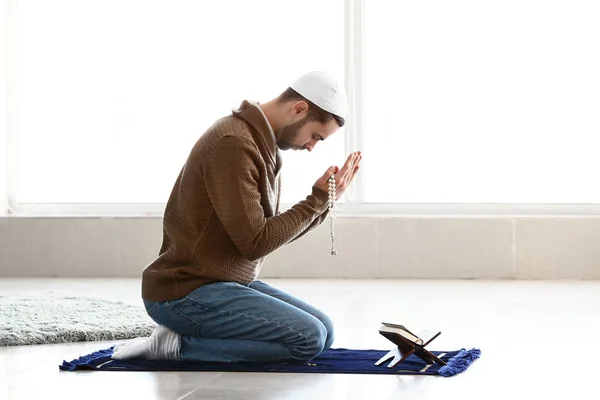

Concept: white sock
[[111, 325, 180, 360], [111, 337, 149, 360]]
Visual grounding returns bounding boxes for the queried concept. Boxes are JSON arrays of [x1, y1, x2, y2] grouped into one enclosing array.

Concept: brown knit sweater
[[142, 101, 330, 301]]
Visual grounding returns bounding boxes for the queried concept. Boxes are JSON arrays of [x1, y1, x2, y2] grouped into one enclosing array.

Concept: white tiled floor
[[1, 278, 599, 399]]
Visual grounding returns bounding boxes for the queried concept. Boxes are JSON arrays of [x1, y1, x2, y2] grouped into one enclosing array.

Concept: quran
[[375, 322, 445, 368], [379, 323, 441, 346]]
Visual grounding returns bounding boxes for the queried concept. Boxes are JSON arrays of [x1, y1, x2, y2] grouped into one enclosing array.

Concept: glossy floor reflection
[[1, 278, 599, 399]]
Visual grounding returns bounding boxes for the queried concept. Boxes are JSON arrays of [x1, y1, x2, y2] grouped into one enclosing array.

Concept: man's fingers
[[321, 166, 339, 181], [345, 164, 360, 188], [343, 153, 361, 182], [338, 152, 359, 179], [333, 152, 362, 192], [330, 153, 362, 197], [337, 155, 353, 176]]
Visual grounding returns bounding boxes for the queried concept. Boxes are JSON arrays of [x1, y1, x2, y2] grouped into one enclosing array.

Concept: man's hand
[[315, 151, 362, 200]]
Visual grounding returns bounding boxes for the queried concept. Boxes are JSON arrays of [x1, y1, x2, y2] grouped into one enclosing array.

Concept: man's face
[[277, 117, 340, 152]]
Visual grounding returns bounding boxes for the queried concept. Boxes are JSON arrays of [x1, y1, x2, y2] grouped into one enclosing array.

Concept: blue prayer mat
[[60, 347, 480, 377]]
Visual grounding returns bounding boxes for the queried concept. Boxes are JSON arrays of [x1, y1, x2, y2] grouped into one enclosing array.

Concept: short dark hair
[[278, 87, 345, 127]]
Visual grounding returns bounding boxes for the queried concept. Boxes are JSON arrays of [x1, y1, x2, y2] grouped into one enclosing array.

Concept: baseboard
[[1, 216, 599, 279]]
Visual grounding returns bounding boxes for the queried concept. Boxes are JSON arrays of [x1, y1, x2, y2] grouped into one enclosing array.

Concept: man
[[112, 71, 362, 363]]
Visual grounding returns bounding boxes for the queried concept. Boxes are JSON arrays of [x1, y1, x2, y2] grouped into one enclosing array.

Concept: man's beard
[[277, 118, 307, 151]]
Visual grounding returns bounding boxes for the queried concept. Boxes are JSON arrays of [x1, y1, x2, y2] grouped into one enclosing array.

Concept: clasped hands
[[315, 152, 362, 200]]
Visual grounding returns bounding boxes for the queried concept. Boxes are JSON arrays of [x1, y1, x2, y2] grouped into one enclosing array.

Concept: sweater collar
[[232, 100, 278, 164]]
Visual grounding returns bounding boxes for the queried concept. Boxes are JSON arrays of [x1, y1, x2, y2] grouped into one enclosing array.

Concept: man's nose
[[305, 140, 317, 152]]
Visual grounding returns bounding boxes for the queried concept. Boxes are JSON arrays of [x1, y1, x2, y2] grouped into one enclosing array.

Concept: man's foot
[[111, 325, 179, 360]]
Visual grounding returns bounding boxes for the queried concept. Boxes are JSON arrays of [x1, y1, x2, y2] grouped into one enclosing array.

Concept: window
[[7, 0, 600, 215], [9, 0, 344, 210], [364, 0, 600, 204]]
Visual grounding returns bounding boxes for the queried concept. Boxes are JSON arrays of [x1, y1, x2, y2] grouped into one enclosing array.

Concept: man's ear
[[291, 101, 309, 119]]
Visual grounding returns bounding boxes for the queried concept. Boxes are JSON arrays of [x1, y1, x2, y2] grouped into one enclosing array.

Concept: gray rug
[[0, 292, 156, 346]]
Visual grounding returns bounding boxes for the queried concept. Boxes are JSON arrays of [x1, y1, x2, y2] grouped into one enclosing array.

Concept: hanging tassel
[[59, 347, 114, 371], [437, 348, 481, 377]]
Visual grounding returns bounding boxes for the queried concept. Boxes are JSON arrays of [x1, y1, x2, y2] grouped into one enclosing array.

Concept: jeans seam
[[145, 302, 159, 316], [181, 296, 312, 358], [165, 300, 203, 337]]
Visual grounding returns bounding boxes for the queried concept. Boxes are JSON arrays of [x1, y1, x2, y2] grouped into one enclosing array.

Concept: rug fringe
[[59, 347, 114, 371], [437, 348, 481, 377]]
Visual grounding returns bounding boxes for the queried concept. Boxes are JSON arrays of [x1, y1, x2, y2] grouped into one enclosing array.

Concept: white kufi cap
[[290, 71, 347, 120]]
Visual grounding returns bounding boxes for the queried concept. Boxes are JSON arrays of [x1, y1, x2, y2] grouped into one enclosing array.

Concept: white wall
[[1, 216, 599, 279]]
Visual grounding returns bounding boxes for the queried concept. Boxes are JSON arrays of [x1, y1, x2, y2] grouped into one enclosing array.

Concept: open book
[[379, 322, 440, 346], [376, 322, 445, 367]]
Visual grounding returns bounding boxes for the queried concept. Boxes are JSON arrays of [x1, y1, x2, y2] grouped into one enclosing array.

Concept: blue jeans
[[143, 280, 334, 363]]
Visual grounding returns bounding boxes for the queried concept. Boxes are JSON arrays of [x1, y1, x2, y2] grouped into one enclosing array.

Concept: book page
[[416, 329, 441, 345]]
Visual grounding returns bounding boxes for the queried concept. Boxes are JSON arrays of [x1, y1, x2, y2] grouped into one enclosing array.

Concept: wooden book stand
[[375, 327, 446, 368]]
